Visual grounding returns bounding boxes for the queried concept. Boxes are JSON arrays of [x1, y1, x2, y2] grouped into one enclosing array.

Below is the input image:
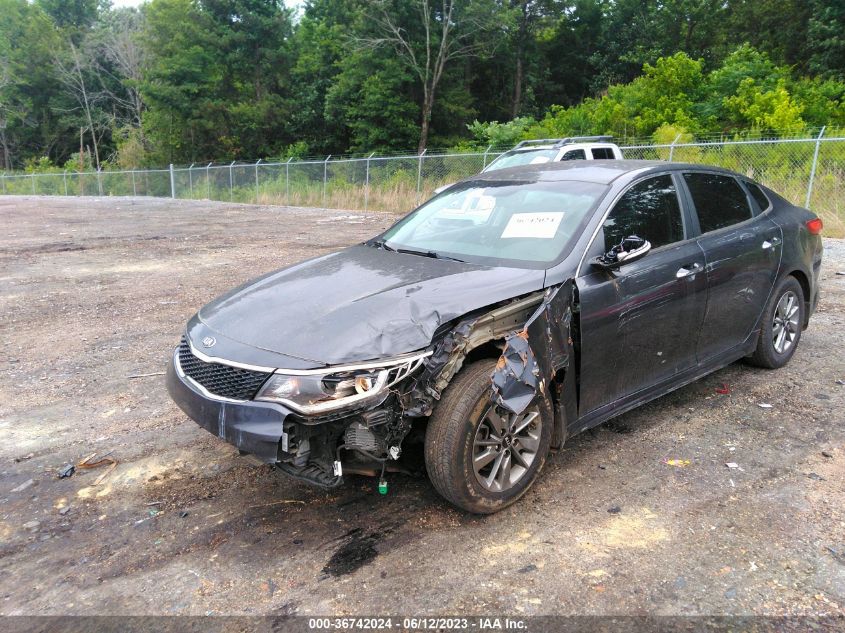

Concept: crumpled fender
[[491, 281, 574, 415]]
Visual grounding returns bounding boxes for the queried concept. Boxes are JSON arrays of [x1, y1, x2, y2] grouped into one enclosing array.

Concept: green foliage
[[324, 51, 420, 153], [3, 0, 845, 168], [469, 47, 845, 145], [24, 156, 58, 173], [466, 117, 539, 149], [807, 0, 845, 80], [114, 126, 148, 169]]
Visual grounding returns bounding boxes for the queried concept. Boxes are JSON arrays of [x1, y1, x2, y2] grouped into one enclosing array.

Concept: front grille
[[177, 337, 270, 400]]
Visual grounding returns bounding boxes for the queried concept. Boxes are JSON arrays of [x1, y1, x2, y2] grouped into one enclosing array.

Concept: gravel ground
[[0, 196, 844, 617]]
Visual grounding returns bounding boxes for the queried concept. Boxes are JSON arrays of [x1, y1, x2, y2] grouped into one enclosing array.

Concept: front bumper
[[166, 349, 291, 463]]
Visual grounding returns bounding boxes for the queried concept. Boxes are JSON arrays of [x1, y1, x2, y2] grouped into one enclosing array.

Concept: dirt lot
[[1, 195, 844, 617]]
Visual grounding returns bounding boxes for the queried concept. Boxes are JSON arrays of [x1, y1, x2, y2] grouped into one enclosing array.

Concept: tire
[[747, 275, 805, 369], [424, 359, 553, 514]]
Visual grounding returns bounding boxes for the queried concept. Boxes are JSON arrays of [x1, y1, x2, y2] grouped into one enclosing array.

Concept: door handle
[[676, 263, 702, 278]]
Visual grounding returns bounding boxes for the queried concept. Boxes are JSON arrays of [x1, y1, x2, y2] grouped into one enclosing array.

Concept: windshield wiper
[[396, 247, 465, 263], [370, 239, 395, 252]]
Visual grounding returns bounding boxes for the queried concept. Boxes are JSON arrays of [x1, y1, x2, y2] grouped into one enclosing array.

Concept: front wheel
[[747, 275, 805, 369], [424, 359, 553, 514]]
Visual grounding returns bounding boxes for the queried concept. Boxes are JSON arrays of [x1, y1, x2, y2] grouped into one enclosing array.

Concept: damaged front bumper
[[166, 349, 293, 463], [166, 344, 416, 488]]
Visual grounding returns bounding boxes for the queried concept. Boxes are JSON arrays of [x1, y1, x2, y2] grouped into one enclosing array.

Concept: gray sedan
[[167, 160, 823, 513]]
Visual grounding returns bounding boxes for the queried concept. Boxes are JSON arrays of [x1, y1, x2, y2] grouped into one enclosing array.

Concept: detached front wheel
[[424, 359, 553, 514]]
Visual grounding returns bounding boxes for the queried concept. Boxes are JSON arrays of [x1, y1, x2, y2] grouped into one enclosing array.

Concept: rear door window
[[561, 149, 586, 161], [591, 147, 614, 159], [602, 175, 684, 249], [683, 172, 753, 233]]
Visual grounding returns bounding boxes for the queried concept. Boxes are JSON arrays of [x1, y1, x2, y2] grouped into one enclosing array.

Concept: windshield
[[484, 148, 558, 172], [377, 180, 607, 268]]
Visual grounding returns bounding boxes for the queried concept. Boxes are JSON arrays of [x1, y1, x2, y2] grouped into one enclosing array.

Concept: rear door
[[576, 173, 708, 415], [680, 171, 782, 360]]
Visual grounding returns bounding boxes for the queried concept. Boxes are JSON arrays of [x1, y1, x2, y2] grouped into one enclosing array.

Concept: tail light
[[806, 218, 823, 235]]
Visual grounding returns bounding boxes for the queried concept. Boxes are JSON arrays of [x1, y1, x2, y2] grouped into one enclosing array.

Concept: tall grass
[[2, 142, 843, 237]]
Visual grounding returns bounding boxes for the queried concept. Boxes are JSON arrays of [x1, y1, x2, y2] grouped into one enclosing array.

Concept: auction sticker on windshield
[[500, 212, 564, 238]]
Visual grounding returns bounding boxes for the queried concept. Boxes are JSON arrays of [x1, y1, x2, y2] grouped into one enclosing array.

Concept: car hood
[[197, 245, 546, 366]]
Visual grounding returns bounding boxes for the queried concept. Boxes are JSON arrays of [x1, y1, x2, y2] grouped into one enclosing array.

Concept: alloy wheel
[[772, 290, 800, 354], [472, 404, 542, 492]]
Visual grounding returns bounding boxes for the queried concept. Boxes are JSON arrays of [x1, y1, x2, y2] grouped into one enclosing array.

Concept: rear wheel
[[747, 276, 804, 369], [424, 359, 553, 514]]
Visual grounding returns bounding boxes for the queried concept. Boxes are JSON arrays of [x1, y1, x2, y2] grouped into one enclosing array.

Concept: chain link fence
[[2, 130, 843, 235]]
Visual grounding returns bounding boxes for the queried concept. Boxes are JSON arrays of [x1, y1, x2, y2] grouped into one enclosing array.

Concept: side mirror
[[592, 235, 651, 270]]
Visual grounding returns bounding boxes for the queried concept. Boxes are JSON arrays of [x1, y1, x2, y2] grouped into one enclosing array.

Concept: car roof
[[469, 160, 736, 185]]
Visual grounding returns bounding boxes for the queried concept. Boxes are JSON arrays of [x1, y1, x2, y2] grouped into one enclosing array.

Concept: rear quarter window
[[744, 181, 771, 211], [683, 172, 753, 233]]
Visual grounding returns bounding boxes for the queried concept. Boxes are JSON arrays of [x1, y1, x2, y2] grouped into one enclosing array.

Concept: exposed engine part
[[360, 409, 390, 428], [344, 422, 385, 453], [275, 461, 342, 488], [388, 446, 401, 460], [294, 437, 310, 467]]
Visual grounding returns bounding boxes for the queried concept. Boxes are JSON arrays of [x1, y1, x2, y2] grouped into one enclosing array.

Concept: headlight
[[255, 351, 430, 415]]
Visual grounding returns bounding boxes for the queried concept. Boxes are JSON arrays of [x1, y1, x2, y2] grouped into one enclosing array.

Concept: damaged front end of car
[[166, 280, 577, 490]]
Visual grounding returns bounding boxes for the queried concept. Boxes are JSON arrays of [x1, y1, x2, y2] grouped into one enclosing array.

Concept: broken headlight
[[254, 351, 430, 415]]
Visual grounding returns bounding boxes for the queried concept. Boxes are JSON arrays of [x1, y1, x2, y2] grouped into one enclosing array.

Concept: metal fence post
[[323, 155, 331, 206], [131, 170, 136, 196], [206, 162, 212, 199], [63, 171, 68, 196], [1, 172, 5, 195], [97, 167, 103, 196], [31, 174, 35, 195], [364, 152, 375, 211], [417, 149, 427, 193], [668, 134, 682, 162], [254, 159, 261, 203], [169, 164, 176, 198], [229, 161, 235, 201], [286, 157, 292, 206], [188, 163, 194, 198], [805, 126, 826, 208], [482, 144, 492, 169]]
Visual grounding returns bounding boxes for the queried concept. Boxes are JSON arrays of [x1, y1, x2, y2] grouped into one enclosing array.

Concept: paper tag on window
[[501, 212, 564, 239], [440, 193, 495, 222]]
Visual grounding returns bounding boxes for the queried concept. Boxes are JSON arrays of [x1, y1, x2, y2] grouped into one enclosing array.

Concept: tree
[[141, 0, 294, 162], [94, 8, 148, 134], [54, 40, 105, 170], [509, 0, 545, 117], [36, 0, 100, 45], [358, 0, 507, 151], [726, 0, 811, 72], [807, 0, 845, 80], [0, 0, 64, 169]]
